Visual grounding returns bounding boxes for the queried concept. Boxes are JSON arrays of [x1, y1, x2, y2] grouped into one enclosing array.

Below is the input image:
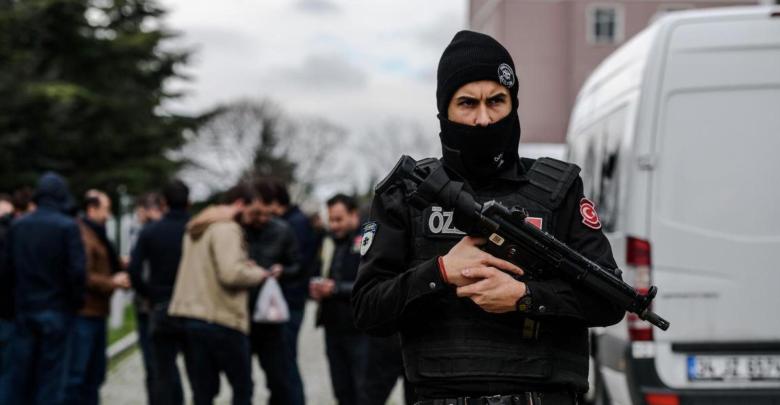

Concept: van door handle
[[638, 154, 657, 171]]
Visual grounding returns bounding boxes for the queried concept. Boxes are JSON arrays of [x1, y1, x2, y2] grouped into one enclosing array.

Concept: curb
[[107, 331, 138, 360]]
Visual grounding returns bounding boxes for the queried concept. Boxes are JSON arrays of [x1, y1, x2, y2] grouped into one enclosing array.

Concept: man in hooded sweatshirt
[[168, 182, 270, 405], [352, 31, 624, 405], [2, 172, 86, 405]]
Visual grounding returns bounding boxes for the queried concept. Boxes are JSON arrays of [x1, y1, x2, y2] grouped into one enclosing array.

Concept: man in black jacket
[[243, 181, 302, 405], [3, 172, 86, 405], [268, 180, 315, 405], [352, 31, 624, 405], [129, 192, 163, 405], [128, 180, 190, 405], [311, 194, 367, 405]]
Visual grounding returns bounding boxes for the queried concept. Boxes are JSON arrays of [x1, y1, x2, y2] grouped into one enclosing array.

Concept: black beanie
[[436, 30, 519, 117]]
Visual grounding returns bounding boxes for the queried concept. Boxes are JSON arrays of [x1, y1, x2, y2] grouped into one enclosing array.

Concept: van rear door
[[649, 11, 780, 388]]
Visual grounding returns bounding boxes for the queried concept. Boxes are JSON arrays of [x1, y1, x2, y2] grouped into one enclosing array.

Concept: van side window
[[598, 107, 627, 232], [600, 150, 619, 231], [582, 133, 601, 204]]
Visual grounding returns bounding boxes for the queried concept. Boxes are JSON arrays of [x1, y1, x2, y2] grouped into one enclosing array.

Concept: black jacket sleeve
[[279, 226, 301, 279], [292, 215, 317, 278], [333, 280, 355, 299], [0, 225, 10, 286], [65, 221, 87, 310], [522, 177, 625, 327], [351, 185, 448, 336], [128, 229, 148, 298], [0, 225, 14, 319]]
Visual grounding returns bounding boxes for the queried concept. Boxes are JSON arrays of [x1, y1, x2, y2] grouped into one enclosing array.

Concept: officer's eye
[[487, 95, 507, 106], [457, 97, 478, 107]]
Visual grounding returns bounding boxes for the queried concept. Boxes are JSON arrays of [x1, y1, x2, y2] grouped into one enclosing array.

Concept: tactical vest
[[400, 157, 591, 392]]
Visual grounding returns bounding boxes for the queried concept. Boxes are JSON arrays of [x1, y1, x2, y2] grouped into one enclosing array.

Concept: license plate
[[687, 355, 780, 381]]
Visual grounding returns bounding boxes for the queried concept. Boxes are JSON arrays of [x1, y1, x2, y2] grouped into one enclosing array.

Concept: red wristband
[[437, 256, 449, 284]]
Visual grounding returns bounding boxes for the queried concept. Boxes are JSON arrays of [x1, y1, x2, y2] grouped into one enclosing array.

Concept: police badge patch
[[352, 235, 363, 254], [497, 63, 515, 88], [360, 222, 378, 256]]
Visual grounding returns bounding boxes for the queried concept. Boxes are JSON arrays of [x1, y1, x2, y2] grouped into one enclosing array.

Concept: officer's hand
[[441, 236, 523, 287], [455, 267, 527, 313]]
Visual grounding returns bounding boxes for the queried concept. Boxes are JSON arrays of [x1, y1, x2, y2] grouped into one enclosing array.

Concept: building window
[[587, 5, 624, 45]]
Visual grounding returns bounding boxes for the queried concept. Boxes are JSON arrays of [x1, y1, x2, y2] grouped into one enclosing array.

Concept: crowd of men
[[0, 171, 411, 405]]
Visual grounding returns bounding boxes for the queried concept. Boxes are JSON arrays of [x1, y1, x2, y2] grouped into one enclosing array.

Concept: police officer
[[352, 31, 625, 405]]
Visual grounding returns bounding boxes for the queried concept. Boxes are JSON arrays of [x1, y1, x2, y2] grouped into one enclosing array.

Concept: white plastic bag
[[252, 278, 290, 323]]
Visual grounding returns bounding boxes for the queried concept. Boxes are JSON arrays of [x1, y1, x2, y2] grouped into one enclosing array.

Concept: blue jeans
[[64, 316, 107, 405], [283, 308, 306, 405], [135, 305, 155, 405], [0, 319, 15, 404], [8, 310, 74, 405], [183, 319, 253, 405], [325, 330, 369, 405]]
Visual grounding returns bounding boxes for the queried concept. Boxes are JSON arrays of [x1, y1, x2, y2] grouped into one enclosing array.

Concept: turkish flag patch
[[525, 217, 543, 230], [579, 198, 602, 230]]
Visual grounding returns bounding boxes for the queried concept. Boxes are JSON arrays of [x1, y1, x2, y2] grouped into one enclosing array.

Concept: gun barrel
[[641, 309, 670, 331]]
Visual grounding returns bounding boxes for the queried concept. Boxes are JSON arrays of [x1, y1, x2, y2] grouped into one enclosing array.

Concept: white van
[[565, 6, 780, 405]]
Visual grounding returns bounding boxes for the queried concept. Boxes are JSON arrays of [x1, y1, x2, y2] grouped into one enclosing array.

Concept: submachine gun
[[377, 155, 670, 331]]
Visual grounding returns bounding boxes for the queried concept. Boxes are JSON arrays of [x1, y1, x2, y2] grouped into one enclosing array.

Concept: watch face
[[516, 294, 533, 312]]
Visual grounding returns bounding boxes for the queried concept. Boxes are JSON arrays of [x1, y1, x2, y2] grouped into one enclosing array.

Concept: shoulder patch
[[360, 222, 378, 256], [579, 198, 602, 230], [352, 234, 363, 254]]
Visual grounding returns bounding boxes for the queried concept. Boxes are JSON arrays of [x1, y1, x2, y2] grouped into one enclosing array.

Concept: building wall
[[470, 0, 758, 144]]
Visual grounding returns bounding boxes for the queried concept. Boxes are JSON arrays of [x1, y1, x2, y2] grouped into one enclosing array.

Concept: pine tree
[[0, 0, 194, 197]]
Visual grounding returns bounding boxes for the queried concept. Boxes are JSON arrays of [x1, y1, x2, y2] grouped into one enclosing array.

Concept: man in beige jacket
[[168, 183, 269, 405]]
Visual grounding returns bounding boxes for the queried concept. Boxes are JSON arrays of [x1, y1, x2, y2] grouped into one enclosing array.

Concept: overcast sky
[[160, 0, 468, 199]]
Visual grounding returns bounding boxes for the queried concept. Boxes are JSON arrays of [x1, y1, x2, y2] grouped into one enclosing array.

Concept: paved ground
[[101, 303, 405, 405]]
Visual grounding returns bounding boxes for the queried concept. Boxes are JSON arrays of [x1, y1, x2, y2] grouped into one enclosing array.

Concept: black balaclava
[[436, 30, 521, 184]]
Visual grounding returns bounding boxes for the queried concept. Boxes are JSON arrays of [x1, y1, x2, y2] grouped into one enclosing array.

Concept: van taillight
[[627, 237, 651, 266], [645, 393, 680, 405], [627, 237, 653, 341]]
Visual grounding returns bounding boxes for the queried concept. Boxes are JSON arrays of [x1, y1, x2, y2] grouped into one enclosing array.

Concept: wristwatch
[[515, 284, 533, 312]]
